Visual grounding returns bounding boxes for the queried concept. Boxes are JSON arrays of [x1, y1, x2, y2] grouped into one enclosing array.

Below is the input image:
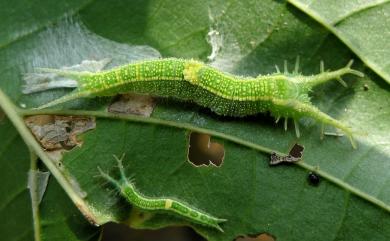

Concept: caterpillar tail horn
[[25, 68, 93, 109]]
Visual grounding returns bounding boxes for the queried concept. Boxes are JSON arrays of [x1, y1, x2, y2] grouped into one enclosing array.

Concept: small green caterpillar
[[26, 58, 363, 147], [98, 155, 226, 231]]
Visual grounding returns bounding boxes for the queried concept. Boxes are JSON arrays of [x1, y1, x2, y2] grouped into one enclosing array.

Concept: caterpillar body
[[28, 58, 363, 147], [98, 155, 226, 231]]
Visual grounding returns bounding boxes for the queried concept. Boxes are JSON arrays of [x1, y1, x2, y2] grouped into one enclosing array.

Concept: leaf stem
[[29, 150, 41, 241]]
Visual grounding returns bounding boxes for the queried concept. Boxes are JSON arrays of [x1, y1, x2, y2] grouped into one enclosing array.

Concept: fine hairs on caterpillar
[[98, 154, 226, 231], [25, 58, 364, 147]]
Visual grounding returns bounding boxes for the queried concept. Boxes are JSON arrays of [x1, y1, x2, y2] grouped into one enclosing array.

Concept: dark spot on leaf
[[25, 115, 95, 151], [108, 93, 155, 116], [363, 84, 369, 91], [308, 172, 320, 186], [235, 233, 276, 241], [187, 132, 224, 167]]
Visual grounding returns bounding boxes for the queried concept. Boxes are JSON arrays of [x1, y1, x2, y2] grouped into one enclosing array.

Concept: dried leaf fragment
[[25, 115, 95, 150], [108, 93, 155, 117]]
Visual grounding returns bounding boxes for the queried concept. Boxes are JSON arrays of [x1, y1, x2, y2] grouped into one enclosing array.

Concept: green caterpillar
[[98, 155, 226, 231], [28, 58, 363, 147]]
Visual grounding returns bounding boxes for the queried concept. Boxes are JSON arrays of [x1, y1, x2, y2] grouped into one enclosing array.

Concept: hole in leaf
[[235, 233, 276, 241], [25, 115, 95, 151], [108, 93, 155, 116], [187, 132, 224, 167]]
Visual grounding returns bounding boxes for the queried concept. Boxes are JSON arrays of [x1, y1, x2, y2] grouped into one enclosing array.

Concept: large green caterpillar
[[27, 58, 363, 147], [98, 155, 226, 231]]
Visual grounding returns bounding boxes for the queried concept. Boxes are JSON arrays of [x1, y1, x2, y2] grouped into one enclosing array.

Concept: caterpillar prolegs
[[98, 155, 226, 231], [24, 58, 364, 147]]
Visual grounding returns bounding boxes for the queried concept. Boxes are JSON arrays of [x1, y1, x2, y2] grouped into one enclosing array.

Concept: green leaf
[[0, 0, 93, 47], [1, 0, 389, 241], [288, 0, 390, 84], [0, 117, 34, 241]]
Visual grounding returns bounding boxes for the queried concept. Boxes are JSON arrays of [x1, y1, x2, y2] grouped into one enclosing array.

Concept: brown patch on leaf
[[108, 94, 155, 117], [187, 132, 224, 167], [25, 115, 95, 150], [236, 233, 276, 241]]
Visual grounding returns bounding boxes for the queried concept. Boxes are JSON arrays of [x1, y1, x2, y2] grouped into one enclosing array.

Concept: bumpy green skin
[[98, 156, 226, 232], [37, 58, 363, 146]]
